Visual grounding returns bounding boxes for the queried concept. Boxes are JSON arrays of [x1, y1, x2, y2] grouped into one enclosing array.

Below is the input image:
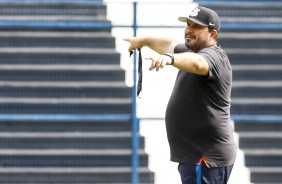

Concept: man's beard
[[185, 41, 200, 53]]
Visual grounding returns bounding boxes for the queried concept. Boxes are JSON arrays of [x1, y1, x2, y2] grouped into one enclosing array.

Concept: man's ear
[[210, 29, 218, 40]]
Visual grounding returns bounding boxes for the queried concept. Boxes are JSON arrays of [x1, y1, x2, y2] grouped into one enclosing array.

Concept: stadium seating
[[195, 0, 282, 183], [0, 0, 154, 183]]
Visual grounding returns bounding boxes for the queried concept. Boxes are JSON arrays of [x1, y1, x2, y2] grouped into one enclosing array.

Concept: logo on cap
[[190, 7, 200, 17]]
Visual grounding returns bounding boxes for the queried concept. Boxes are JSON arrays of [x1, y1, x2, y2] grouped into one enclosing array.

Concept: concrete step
[[239, 132, 282, 149], [0, 49, 120, 65], [219, 32, 282, 49], [0, 166, 154, 183], [249, 167, 282, 183], [0, 64, 126, 82], [197, 0, 282, 4], [228, 52, 282, 65], [196, 1, 282, 18], [244, 149, 282, 167], [232, 81, 282, 98], [0, 81, 131, 98], [0, 132, 144, 149], [0, 149, 149, 167], [220, 16, 282, 25], [0, 97, 132, 114], [0, 1, 112, 31], [0, 2, 107, 16], [0, 31, 116, 48], [231, 98, 282, 115], [232, 64, 282, 81], [234, 121, 282, 132], [0, 119, 133, 132], [0, 20, 112, 31], [0, 0, 103, 3]]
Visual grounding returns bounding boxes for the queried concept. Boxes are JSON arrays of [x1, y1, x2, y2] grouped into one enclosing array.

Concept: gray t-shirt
[[165, 44, 237, 167]]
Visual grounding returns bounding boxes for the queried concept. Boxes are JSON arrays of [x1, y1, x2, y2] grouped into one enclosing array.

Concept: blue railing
[[197, 1, 282, 6], [0, 0, 103, 3], [131, 3, 139, 184]]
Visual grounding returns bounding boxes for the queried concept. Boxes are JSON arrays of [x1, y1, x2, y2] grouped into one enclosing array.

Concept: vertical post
[[131, 1, 139, 184]]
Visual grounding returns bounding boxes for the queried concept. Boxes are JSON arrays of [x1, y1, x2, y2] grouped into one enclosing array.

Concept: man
[[124, 6, 237, 184]]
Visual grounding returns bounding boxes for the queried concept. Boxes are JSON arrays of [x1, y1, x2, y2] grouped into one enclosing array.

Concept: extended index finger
[[123, 38, 135, 52]]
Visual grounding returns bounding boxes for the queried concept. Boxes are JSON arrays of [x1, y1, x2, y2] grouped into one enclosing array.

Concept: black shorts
[[178, 163, 234, 184]]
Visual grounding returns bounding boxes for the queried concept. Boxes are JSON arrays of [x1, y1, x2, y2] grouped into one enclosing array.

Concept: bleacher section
[[195, 0, 282, 183], [0, 1, 154, 183]]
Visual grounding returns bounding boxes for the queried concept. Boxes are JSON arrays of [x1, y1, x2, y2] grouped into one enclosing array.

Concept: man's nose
[[185, 27, 193, 33]]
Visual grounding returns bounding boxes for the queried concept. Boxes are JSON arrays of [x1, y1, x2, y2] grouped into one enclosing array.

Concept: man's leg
[[178, 163, 197, 184], [178, 163, 234, 184], [201, 164, 234, 184]]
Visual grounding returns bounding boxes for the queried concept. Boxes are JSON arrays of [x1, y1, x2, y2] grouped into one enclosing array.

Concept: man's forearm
[[140, 37, 178, 54], [173, 52, 209, 76], [124, 36, 179, 54]]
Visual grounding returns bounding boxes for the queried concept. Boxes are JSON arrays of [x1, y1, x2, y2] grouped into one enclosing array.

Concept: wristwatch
[[164, 53, 174, 65]]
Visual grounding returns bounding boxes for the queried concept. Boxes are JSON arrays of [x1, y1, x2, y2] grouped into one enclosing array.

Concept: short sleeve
[[174, 44, 190, 53], [198, 46, 232, 82]]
